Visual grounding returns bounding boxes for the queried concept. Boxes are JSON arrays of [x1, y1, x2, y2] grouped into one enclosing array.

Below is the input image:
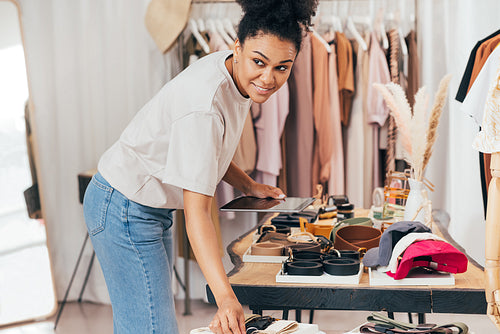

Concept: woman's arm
[[183, 189, 245, 334], [223, 161, 285, 198]]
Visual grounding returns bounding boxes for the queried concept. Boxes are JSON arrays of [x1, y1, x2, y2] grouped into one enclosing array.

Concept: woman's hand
[[246, 182, 286, 199], [209, 297, 246, 334], [222, 162, 285, 199]]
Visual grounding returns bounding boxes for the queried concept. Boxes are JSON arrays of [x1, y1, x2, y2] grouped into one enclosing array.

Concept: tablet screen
[[219, 196, 315, 213]]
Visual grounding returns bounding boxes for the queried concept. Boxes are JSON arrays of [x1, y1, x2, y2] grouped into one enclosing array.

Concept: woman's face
[[231, 33, 297, 104]]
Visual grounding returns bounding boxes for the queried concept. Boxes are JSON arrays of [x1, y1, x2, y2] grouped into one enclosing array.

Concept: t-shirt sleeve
[[461, 50, 500, 127], [162, 112, 224, 196]]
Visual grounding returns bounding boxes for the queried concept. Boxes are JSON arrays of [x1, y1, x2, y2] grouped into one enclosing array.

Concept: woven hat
[[145, 0, 192, 53]]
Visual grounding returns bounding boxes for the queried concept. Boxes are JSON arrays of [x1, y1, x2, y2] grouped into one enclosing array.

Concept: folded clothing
[[191, 320, 322, 334], [363, 221, 431, 268], [264, 320, 320, 334]]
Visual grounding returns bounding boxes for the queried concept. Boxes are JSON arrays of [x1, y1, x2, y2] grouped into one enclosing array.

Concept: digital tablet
[[220, 196, 315, 213]]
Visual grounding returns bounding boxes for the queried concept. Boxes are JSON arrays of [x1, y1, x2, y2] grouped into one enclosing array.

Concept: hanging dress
[[285, 33, 315, 197]]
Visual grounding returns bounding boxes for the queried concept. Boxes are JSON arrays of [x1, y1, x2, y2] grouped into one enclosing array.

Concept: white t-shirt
[[98, 50, 251, 208], [461, 46, 500, 126], [472, 55, 500, 153]]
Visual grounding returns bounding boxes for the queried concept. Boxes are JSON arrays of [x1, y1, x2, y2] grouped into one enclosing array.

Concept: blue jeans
[[83, 172, 178, 334]]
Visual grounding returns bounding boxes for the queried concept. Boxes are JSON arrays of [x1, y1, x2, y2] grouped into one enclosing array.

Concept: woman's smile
[[229, 33, 297, 104]]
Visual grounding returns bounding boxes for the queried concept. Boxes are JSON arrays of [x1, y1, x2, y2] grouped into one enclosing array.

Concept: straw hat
[[144, 0, 192, 53]]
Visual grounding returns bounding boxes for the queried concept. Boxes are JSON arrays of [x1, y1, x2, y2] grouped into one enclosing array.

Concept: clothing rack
[[190, 0, 418, 27]]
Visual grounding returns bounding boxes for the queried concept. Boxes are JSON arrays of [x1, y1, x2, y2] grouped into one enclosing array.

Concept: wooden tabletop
[[207, 211, 487, 315]]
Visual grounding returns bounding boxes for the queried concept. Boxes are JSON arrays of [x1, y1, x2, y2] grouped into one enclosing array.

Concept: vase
[[404, 178, 428, 224]]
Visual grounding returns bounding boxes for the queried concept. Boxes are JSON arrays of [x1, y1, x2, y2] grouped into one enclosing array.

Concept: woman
[[83, 0, 318, 333]]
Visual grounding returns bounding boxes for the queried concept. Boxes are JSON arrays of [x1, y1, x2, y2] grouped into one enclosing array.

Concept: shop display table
[[206, 211, 486, 317]]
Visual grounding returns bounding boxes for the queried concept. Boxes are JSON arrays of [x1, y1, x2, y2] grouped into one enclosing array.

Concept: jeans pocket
[[83, 176, 113, 236]]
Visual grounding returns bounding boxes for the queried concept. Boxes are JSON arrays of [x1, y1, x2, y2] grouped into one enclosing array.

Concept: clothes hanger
[[379, 20, 389, 50], [374, 8, 389, 49], [346, 16, 368, 51], [197, 18, 206, 32], [351, 16, 372, 29], [386, 12, 408, 56], [312, 28, 332, 53], [395, 3, 409, 56], [333, 16, 343, 33], [215, 19, 234, 45], [189, 19, 210, 54], [343, 0, 367, 51], [398, 26, 409, 56], [205, 18, 217, 35], [318, 15, 339, 35], [223, 18, 238, 40]]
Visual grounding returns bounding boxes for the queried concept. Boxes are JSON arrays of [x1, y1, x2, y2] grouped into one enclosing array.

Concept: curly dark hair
[[235, 0, 319, 52]]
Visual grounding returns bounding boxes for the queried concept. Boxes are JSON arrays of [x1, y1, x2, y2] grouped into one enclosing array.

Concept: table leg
[[295, 309, 302, 322], [249, 306, 262, 316]]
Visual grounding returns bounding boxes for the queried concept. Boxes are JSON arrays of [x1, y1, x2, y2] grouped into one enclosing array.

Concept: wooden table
[[206, 212, 486, 319]]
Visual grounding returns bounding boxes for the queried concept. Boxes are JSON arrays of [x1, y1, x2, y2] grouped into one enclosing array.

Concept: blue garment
[[83, 172, 178, 334]]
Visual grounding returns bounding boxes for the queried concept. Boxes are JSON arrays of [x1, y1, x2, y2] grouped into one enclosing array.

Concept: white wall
[[419, 0, 500, 265], [0, 2, 21, 48]]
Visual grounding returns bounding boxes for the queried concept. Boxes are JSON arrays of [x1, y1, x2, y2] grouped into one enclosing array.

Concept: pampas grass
[[410, 87, 429, 181], [373, 74, 452, 181], [423, 74, 453, 171], [373, 83, 412, 156]]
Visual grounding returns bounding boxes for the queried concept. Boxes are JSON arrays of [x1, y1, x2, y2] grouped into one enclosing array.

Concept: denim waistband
[[92, 172, 113, 191]]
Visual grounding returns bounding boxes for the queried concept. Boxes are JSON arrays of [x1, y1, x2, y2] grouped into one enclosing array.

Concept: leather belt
[[292, 251, 323, 262], [360, 312, 469, 334], [251, 242, 284, 256], [329, 217, 373, 243], [333, 225, 382, 252], [291, 250, 360, 262], [322, 258, 360, 276], [286, 243, 321, 255], [270, 212, 318, 227], [325, 249, 361, 260], [283, 251, 361, 276], [259, 224, 291, 235], [284, 261, 323, 276], [256, 231, 322, 255]]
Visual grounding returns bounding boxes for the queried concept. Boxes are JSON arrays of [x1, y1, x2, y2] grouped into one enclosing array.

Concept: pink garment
[[367, 32, 391, 127], [311, 33, 333, 193], [254, 171, 277, 188], [285, 34, 315, 197], [251, 83, 290, 187], [325, 39, 345, 195], [366, 32, 391, 188], [345, 40, 370, 208], [361, 36, 375, 209]]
